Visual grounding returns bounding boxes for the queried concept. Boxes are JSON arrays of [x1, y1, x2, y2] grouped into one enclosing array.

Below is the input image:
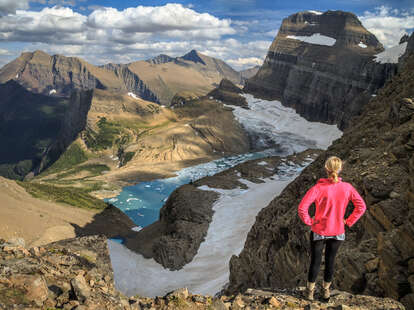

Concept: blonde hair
[[325, 156, 342, 183]]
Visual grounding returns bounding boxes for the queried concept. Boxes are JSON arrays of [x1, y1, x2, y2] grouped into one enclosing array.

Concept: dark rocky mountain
[[245, 10, 398, 129], [0, 80, 68, 179], [228, 43, 414, 309]]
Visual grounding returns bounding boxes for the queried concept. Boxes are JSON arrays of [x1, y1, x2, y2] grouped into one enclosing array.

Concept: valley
[[0, 6, 412, 310]]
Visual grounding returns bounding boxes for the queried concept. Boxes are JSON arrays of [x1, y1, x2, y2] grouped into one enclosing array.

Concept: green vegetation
[[84, 117, 122, 151], [42, 143, 88, 176], [17, 181, 107, 210]]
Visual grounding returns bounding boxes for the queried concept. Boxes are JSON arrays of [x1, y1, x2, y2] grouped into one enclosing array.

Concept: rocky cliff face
[[126, 50, 243, 106], [245, 11, 398, 129], [0, 80, 67, 179], [228, 52, 414, 309], [38, 89, 94, 173]]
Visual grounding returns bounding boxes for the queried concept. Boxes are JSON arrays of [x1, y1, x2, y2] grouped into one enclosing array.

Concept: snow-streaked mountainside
[[286, 33, 336, 46], [109, 160, 311, 297], [374, 42, 408, 64]]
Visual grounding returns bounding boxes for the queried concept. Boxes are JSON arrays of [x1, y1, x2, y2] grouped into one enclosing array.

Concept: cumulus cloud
[[360, 6, 414, 48], [0, 6, 87, 43], [0, 48, 11, 55], [0, 0, 29, 15], [87, 4, 235, 37], [227, 57, 263, 69]]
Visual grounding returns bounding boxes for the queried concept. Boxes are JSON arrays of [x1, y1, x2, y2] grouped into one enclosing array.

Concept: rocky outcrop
[[239, 65, 260, 81], [208, 79, 249, 109], [228, 53, 414, 309], [245, 11, 398, 129], [125, 150, 322, 270], [0, 236, 405, 309]]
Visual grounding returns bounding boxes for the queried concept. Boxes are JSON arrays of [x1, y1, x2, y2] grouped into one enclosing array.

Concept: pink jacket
[[298, 178, 366, 236]]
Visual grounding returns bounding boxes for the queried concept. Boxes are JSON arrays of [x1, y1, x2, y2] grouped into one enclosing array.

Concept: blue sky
[[0, 0, 413, 70]]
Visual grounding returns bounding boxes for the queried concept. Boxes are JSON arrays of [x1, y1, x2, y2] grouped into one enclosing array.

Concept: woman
[[298, 156, 366, 301]]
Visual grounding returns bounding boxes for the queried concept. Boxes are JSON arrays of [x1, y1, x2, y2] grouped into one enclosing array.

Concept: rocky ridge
[[0, 50, 158, 102], [245, 10, 398, 129], [0, 235, 405, 309], [228, 50, 414, 308]]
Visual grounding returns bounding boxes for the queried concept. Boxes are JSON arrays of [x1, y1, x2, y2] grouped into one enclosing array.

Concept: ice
[[126, 198, 139, 202], [108, 198, 118, 203], [131, 226, 143, 232], [286, 33, 336, 46], [358, 42, 367, 48], [49, 89, 56, 95], [128, 92, 139, 99], [109, 163, 305, 297], [257, 161, 268, 166], [226, 94, 342, 152], [374, 42, 407, 64], [15, 74, 19, 79]]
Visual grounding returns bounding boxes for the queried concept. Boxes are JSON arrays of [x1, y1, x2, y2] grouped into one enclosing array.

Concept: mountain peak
[[147, 54, 175, 65], [181, 50, 206, 65]]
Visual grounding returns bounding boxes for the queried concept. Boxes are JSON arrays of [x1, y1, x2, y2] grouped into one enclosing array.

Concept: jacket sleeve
[[345, 186, 367, 227], [298, 186, 318, 226]]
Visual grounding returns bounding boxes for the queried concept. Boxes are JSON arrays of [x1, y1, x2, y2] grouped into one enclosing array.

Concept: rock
[[211, 298, 228, 310], [267, 296, 281, 307], [166, 288, 189, 300], [71, 274, 91, 302], [10, 275, 48, 306], [365, 258, 379, 272]]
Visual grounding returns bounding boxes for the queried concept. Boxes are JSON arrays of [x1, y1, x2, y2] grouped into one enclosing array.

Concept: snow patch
[[131, 226, 143, 232], [307, 10, 323, 15], [358, 42, 367, 48], [49, 89, 56, 95], [15, 74, 19, 79], [128, 92, 139, 99], [257, 161, 268, 166], [374, 42, 407, 64], [287, 33, 336, 46]]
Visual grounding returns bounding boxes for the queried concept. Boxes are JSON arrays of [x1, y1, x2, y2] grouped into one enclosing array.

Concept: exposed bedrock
[[245, 10, 399, 129], [228, 51, 414, 309]]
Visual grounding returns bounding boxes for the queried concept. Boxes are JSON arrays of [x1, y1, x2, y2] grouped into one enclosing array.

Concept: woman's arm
[[345, 186, 366, 227], [298, 186, 318, 226]]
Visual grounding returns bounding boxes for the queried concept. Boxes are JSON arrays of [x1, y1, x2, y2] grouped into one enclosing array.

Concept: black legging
[[308, 232, 342, 282]]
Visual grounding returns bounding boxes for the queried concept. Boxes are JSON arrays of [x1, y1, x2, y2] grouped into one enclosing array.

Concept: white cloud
[[359, 6, 414, 48], [0, 48, 11, 55], [227, 57, 263, 69], [0, 3, 270, 70], [87, 4, 235, 37], [0, 0, 29, 15]]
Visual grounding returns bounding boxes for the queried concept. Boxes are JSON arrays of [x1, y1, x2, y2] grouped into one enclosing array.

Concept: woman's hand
[[343, 218, 347, 226]]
